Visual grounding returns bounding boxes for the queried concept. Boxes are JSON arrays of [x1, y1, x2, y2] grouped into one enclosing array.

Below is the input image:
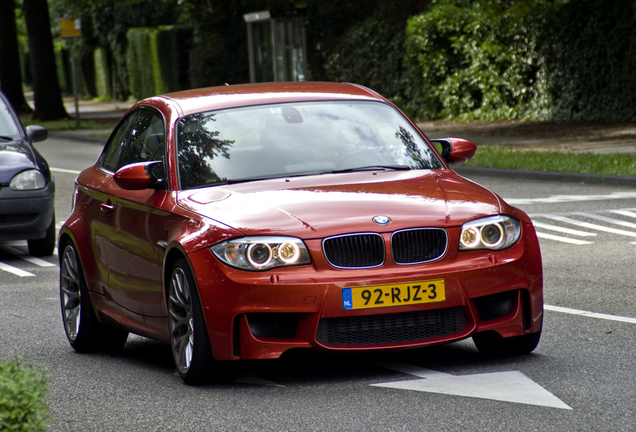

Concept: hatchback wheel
[[28, 215, 56, 256], [60, 240, 128, 352], [168, 258, 218, 385]]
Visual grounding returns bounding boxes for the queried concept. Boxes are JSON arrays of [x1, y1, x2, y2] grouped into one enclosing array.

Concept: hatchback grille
[[323, 234, 384, 268], [316, 307, 466, 346], [392, 228, 447, 264]]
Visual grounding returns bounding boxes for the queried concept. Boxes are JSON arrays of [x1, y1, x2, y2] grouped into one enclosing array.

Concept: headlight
[[211, 236, 311, 271], [10, 169, 46, 191], [459, 215, 521, 251]]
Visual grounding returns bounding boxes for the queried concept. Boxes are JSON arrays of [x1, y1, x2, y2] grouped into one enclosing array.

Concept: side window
[[100, 108, 165, 173]]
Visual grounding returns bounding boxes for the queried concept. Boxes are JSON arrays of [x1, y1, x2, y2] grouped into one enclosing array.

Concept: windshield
[[176, 100, 443, 189], [0, 97, 21, 140]]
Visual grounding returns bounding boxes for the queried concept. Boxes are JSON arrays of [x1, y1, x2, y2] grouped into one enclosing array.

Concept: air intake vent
[[323, 233, 384, 268], [316, 307, 466, 346]]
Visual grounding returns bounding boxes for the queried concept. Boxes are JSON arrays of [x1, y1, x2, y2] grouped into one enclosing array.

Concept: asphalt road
[[1, 137, 635, 431]]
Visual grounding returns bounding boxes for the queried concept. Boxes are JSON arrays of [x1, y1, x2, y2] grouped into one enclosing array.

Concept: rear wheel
[[28, 214, 56, 256], [59, 240, 128, 352], [168, 258, 217, 385]]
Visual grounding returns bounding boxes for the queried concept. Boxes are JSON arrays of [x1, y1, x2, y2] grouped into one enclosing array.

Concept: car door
[[97, 107, 170, 317]]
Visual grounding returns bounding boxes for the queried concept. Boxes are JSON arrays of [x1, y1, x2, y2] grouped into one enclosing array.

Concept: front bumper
[[189, 222, 543, 361], [0, 181, 55, 241]]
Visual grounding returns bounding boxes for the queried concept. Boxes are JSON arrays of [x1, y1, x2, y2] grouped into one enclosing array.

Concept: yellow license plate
[[342, 279, 445, 310]]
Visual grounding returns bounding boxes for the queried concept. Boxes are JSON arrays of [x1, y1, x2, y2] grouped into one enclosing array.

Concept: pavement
[[47, 94, 636, 186]]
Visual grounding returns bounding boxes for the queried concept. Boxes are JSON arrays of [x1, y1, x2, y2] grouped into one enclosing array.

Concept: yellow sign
[[60, 18, 81, 38]]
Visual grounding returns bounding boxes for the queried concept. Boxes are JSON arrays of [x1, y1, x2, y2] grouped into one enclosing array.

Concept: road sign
[[60, 18, 81, 38]]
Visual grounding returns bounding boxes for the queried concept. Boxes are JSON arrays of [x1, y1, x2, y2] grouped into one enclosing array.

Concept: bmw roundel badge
[[373, 215, 391, 226]]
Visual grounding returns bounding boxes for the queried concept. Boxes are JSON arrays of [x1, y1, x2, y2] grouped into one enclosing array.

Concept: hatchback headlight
[[10, 170, 46, 191], [459, 215, 521, 251], [211, 236, 311, 271]]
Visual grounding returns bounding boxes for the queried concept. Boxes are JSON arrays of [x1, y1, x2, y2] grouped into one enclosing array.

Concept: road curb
[[454, 166, 636, 187]]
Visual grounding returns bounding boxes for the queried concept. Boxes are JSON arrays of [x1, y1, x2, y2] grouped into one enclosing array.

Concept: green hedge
[[541, 0, 636, 121], [402, 0, 550, 120], [0, 357, 51, 432], [400, 0, 636, 121], [126, 26, 192, 100]]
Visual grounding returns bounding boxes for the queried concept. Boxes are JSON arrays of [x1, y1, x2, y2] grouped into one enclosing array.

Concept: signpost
[[59, 17, 81, 127]]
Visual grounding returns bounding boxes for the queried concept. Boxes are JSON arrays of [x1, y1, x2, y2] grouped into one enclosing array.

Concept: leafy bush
[[403, 0, 550, 120], [324, 10, 409, 104], [0, 357, 51, 432], [541, 0, 636, 121], [403, 0, 636, 121]]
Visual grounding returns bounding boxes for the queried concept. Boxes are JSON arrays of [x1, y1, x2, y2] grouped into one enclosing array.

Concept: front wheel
[[473, 325, 542, 356], [28, 215, 56, 256], [168, 258, 217, 385], [59, 240, 128, 352]]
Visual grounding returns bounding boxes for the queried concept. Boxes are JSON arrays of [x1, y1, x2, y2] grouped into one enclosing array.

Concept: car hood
[[0, 140, 36, 185], [177, 170, 503, 238]]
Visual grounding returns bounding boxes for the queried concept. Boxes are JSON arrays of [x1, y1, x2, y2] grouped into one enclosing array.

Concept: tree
[[23, 0, 68, 120], [0, 0, 32, 113]]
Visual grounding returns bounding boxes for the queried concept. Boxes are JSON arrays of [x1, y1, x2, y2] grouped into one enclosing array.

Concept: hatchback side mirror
[[430, 138, 477, 165], [113, 161, 165, 190], [26, 125, 48, 143]]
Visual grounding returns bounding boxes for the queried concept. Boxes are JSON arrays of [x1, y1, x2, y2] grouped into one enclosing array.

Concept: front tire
[[59, 240, 128, 352], [473, 325, 542, 356], [168, 258, 216, 385], [28, 214, 55, 256]]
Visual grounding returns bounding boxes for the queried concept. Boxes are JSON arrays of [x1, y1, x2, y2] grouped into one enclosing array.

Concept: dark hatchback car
[[0, 91, 55, 256]]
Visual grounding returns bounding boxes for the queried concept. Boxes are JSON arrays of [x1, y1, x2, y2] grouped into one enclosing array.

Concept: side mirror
[[113, 161, 165, 190], [430, 138, 477, 164], [26, 125, 48, 143]]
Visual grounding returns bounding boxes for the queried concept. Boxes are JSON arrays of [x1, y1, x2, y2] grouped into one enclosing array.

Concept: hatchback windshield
[[0, 98, 21, 139], [176, 100, 443, 189]]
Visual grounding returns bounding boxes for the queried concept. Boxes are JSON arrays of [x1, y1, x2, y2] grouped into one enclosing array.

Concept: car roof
[[140, 82, 388, 117]]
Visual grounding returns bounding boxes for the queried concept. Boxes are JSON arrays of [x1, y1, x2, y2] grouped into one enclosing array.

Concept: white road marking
[[506, 192, 636, 205], [51, 167, 81, 175], [0, 245, 56, 267], [372, 361, 571, 410], [0, 261, 35, 277], [536, 232, 593, 245], [545, 305, 636, 324], [611, 210, 636, 219], [539, 214, 636, 238], [577, 212, 636, 230], [531, 221, 596, 237]]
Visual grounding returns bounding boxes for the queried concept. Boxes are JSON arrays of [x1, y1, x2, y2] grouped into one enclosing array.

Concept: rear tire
[[59, 240, 128, 352], [28, 215, 56, 256]]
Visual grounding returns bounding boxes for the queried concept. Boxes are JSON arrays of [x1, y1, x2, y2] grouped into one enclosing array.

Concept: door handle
[[100, 201, 115, 216]]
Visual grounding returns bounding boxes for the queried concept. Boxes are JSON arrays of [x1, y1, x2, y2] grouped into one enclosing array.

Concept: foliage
[[402, 0, 636, 121], [323, 6, 413, 105], [540, 0, 636, 121], [0, 357, 51, 432], [403, 0, 550, 120], [465, 146, 636, 177], [126, 26, 192, 100]]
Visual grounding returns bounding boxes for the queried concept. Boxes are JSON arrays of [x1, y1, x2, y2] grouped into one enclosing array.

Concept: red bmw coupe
[[59, 82, 543, 384]]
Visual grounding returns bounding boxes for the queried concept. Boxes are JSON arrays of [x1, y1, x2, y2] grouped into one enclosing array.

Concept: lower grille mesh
[[316, 307, 466, 346]]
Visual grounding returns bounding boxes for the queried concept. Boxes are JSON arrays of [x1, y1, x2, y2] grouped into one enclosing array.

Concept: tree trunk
[[23, 0, 68, 120], [0, 0, 32, 113]]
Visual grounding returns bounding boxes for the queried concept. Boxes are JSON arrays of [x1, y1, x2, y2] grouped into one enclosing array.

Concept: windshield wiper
[[326, 165, 412, 174], [0, 135, 16, 141]]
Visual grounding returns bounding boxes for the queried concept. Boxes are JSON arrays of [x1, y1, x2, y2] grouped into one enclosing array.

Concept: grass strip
[[465, 146, 636, 177]]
